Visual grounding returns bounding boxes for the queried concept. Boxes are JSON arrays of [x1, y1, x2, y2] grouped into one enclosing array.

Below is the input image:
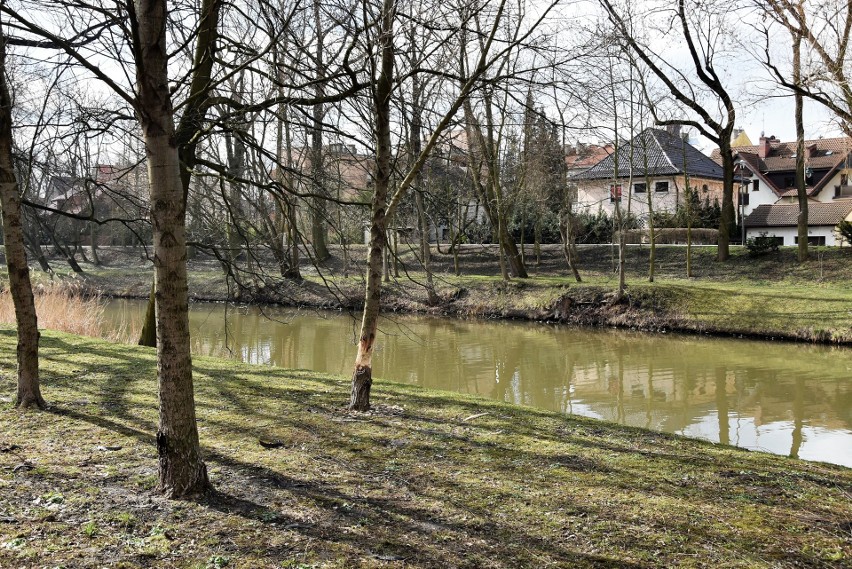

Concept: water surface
[[104, 300, 852, 467]]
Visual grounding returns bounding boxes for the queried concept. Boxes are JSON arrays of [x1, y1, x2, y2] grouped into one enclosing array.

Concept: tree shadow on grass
[[50, 405, 650, 568]]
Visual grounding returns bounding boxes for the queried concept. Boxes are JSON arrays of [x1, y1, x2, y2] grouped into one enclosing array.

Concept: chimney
[[758, 135, 772, 159], [666, 124, 682, 138], [807, 143, 818, 158]]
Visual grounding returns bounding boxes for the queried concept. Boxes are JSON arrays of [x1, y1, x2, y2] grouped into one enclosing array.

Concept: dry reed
[[0, 282, 123, 340]]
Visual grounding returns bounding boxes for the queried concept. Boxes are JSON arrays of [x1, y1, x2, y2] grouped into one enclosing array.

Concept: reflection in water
[[104, 300, 852, 467]]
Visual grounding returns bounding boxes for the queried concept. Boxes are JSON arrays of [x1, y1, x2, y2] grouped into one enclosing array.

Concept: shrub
[[745, 233, 781, 256], [838, 220, 852, 246]]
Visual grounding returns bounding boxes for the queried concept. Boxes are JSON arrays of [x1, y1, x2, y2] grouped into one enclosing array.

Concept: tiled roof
[[571, 128, 724, 181], [712, 137, 851, 172], [565, 144, 614, 171], [744, 199, 852, 227]]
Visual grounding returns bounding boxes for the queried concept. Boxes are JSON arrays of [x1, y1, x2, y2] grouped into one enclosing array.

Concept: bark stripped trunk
[[0, 27, 44, 409], [351, 0, 394, 412], [134, 0, 209, 497]]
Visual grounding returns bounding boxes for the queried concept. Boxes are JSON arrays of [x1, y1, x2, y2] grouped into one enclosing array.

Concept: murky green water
[[104, 299, 852, 467]]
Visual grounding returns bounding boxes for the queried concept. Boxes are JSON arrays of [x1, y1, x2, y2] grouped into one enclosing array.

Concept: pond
[[104, 299, 852, 468]]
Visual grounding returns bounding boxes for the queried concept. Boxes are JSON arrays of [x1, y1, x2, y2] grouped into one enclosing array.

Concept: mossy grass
[[1, 329, 850, 567]]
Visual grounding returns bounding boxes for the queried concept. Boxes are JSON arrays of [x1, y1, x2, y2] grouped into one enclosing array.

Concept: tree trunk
[[139, 0, 220, 346], [138, 281, 157, 346], [89, 221, 100, 266], [135, 0, 208, 497], [408, 70, 438, 305], [793, 29, 809, 262], [0, 27, 44, 409], [717, 145, 735, 261], [559, 210, 582, 282], [350, 0, 394, 412], [310, 0, 329, 262]]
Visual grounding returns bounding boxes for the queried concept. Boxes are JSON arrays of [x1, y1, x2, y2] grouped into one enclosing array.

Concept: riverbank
[[1, 330, 850, 568], [42, 244, 852, 344]]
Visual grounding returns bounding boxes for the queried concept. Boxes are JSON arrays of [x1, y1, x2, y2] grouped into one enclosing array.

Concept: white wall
[[745, 225, 840, 246], [577, 177, 680, 218], [740, 177, 777, 217]]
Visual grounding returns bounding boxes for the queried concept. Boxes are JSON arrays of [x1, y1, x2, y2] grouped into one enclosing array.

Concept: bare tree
[[0, 19, 43, 409], [599, 0, 738, 261]]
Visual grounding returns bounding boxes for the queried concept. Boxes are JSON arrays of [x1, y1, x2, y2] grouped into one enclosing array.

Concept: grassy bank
[[37, 244, 852, 344], [1, 330, 850, 568]]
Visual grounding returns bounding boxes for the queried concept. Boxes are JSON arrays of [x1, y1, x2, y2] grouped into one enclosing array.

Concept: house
[[571, 127, 727, 217], [711, 133, 852, 245], [744, 199, 852, 246], [712, 134, 852, 218]]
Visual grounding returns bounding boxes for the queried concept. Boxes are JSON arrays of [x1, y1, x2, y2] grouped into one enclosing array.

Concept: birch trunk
[[0, 27, 43, 409], [135, 0, 208, 496]]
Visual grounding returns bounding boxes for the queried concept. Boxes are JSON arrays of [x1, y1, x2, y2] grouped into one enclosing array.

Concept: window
[[752, 179, 759, 192], [654, 181, 669, 193], [609, 184, 622, 203], [795, 236, 826, 246], [702, 184, 709, 193], [738, 192, 750, 206], [634, 182, 646, 193]]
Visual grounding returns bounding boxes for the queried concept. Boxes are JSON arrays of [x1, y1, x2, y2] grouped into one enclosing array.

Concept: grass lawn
[[0, 330, 850, 568]]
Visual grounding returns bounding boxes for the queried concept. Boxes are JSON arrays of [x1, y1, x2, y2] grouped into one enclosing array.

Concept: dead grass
[[0, 330, 850, 568], [0, 281, 141, 343]]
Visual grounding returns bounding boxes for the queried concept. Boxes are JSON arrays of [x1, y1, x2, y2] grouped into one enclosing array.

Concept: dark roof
[[571, 128, 724, 181], [744, 199, 852, 228]]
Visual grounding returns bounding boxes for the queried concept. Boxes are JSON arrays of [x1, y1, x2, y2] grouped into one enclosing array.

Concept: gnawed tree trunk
[[0, 27, 44, 409], [350, 0, 394, 412], [135, 0, 209, 497]]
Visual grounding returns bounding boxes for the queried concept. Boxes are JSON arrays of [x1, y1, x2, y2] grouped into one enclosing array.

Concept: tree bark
[[134, 0, 208, 497], [350, 0, 394, 412], [717, 145, 735, 261], [408, 66, 438, 305], [0, 26, 44, 409], [138, 0, 220, 345], [309, 0, 330, 262], [793, 22, 808, 262]]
